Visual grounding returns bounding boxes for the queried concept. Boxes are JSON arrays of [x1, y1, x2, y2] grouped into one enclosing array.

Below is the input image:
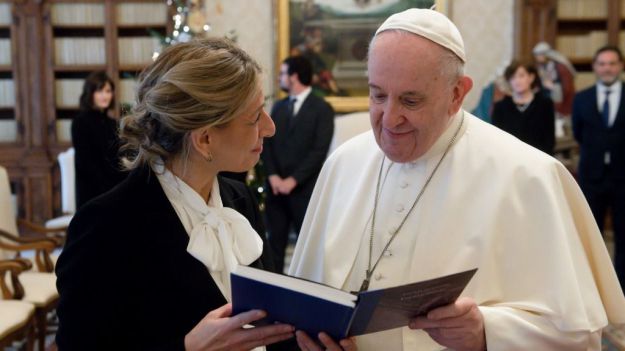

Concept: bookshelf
[[0, 2, 16, 144], [516, 0, 623, 77], [44, 0, 170, 149], [0, 0, 172, 224]]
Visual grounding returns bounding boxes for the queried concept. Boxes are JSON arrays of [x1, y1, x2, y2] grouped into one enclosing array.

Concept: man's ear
[[449, 76, 473, 115], [189, 126, 212, 160]]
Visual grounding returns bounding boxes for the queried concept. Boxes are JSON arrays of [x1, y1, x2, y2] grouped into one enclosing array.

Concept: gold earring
[[205, 152, 213, 162]]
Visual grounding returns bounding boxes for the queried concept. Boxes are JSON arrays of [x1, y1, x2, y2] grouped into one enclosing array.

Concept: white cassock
[[289, 110, 625, 351]]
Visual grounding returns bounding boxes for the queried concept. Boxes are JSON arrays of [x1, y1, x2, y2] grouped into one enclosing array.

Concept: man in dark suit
[[572, 45, 625, 288], [262, 56, 335, 273]]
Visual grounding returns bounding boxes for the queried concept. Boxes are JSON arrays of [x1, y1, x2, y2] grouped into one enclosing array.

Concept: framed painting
[[276, 0, 444, 113]]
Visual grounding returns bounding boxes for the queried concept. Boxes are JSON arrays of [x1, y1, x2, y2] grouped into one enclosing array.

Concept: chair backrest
[[58, 148, 75, 214], [328, 111, 372, 155], [0, 166, 19, 259]]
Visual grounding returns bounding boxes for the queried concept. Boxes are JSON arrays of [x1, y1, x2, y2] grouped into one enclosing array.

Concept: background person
[[71, 71, 127, 209]]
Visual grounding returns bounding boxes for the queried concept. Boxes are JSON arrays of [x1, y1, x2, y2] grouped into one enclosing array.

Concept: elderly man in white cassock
[[289, 8, 625, 351]]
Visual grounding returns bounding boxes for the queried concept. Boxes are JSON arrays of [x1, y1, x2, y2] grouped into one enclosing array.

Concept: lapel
[[590, 85, 601, 118], [612, 81, 625, 129], [275, 98, 292, 139], [218, 177, 246, 215], [134, 166, 228, 304]]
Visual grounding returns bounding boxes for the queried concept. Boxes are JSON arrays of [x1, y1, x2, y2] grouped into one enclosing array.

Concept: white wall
[[449, 0, 514, 110], [203, 0, 276, 102]]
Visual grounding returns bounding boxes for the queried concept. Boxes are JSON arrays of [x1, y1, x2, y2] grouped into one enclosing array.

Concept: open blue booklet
[[231, 265, 477, 341]]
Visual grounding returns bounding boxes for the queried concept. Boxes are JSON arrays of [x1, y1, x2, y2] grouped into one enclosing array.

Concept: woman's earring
[[205, 151, 213, 162]]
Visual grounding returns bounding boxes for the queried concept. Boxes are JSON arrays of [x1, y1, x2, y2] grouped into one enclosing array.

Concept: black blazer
[[573, 83, 625, 181], [491, 94, 555, 155], [71, 109, 127, 209], [55, 166, 275, 350], [262, 93, 334, 196]]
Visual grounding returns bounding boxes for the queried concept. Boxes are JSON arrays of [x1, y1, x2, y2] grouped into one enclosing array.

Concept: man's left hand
[[278, 177, 298, 195], [409, 297, 485, 351]]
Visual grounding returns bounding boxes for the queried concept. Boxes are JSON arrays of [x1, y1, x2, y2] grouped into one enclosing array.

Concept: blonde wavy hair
[[120, 37, 262, 170]]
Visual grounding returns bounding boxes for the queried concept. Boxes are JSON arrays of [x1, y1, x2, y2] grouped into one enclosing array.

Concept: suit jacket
[[492, 94, 555, 155], [71, 109, 127, 209], [573, 82, 625, 181], [55, 165, 275, 351], [262, 92, 334, 197]]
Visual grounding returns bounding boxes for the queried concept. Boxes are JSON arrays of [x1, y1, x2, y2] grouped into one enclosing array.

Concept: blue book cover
[[231, 266, 477, 341]]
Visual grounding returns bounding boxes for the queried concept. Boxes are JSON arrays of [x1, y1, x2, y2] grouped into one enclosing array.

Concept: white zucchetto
[[375, 8, 466, 63]]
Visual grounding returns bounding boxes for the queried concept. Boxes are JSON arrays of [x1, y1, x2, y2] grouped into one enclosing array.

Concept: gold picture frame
[[275, 0, 446, 113]]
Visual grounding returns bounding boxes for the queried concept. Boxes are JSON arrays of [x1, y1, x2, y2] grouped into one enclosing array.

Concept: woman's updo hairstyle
[[120, 37, 262, 169]]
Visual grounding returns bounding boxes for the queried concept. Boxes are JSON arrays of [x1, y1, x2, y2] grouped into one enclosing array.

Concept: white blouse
[[153, 162, 263, 301]]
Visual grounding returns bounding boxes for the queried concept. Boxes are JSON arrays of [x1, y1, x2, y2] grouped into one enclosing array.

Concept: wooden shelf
[[557, 19, 608, 32], [557, 17, 608, 22], [0, 65, 12, 71], [53, 65, 107, 72], [119, 64, 150, 72], [117, 24, 167, 29], [0, 107, 15, 120], [569, 58, 594, 65], [52, 24, 105, 29]]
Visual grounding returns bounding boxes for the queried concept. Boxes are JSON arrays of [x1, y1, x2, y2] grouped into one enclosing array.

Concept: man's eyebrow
[[400, 91, 424, 98]]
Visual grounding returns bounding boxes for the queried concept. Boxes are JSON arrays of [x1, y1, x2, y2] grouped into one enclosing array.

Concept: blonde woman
[[55, 38, 294, 350]]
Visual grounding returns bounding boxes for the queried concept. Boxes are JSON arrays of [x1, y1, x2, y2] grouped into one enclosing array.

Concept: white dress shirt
[[153, 162, 263, 301]]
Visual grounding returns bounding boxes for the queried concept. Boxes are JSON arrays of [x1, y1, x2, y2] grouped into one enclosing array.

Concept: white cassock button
[[374, 273, 383, 280], [396, 204, 405, 212], [400, 181, 409, 189]]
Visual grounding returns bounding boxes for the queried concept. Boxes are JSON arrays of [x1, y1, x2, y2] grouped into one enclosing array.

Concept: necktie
[[602, 90, 611, 127], [288, 97, 297, 118]]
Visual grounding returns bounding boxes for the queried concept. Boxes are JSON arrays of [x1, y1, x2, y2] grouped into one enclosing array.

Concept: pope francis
[[288, 8, 625, 351]]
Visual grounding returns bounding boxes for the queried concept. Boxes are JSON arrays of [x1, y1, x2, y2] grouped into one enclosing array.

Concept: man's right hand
[[268, 175, 283, 195], [184, 303, 294, 351]]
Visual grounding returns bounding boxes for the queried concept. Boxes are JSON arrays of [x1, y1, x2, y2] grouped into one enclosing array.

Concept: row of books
[[575, 72, 596, 90], [0, 3, 10, 26], [55, 80, 83, 108], [0, 39, 10, 65], [0, 121, 17, 143], [55, 78, 137, 107], [51, 4, 105, 25], [56, 120, 72, 143], [557, 0, 607, 18], [0, 80, 15, 107], [54, 38, 106, 65], [556, 31, 607, 59], [54, 37, 160, 66], [50, 3, 167, 26], [119, 79, 138, 105], [118, 37, 161, 65], [117, 3, 168, 26]]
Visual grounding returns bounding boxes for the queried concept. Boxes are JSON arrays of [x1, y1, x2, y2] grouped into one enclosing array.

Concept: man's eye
[[371, 94, 386, 102]]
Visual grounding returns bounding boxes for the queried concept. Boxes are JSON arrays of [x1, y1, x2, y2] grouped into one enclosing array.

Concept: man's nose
[[382, 101, 404, 128]]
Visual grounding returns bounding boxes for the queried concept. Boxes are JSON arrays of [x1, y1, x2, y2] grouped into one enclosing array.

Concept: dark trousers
[[265, 190, 311, 274], [580, 165, 625, 289]]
